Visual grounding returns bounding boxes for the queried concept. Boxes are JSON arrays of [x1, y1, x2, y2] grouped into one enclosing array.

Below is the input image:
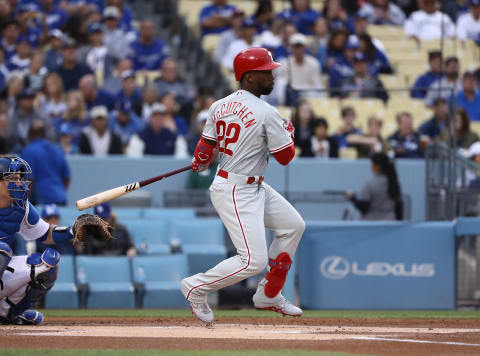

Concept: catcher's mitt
[[72, 214, 113, 245]]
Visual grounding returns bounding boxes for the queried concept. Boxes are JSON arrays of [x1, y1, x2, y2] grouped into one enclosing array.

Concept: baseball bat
[[76, 165, 193, 211]]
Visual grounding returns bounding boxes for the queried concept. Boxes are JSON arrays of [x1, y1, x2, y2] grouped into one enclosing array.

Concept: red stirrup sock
[[264, 252, 292, 298]]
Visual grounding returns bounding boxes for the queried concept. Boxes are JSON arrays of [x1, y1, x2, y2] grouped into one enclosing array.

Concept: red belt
[[218, 169, 264, 184]]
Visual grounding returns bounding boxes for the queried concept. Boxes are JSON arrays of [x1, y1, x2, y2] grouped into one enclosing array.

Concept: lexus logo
[[320, 256, 350, 280]]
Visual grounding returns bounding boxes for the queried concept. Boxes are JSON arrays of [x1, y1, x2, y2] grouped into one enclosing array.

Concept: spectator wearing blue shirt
[[418, 98, 449, 140], [42, 0, 68, 30], [332, 106, 362, 149], [7, 35, 31, 71], [55, 38, 93, 91], [199, 0, 237, 36], [21, 120, 70, 205], [358, 33, 392, 75], [325, 28, 349, 70], [252, 0, 274, 33], [323, 0, 354, 32], [138, 103, 178, 155], [16, 3, 43, 47], [78, 74, 115, 111], [272, 22, 297, 60], [110, 100, 143, 147], [112, 0, 135, 33], [115, 70, 142, 110], [58, 122, 79, 155], [1, 20, 20, 59], [44, 29, 64, 71], [129, 19, 170, 71], [160, 92, 189, 137], [328, 36, 357, 96], [456, 71, 480, 121], [388, 112, 423, 159], [410, 51, 443, 98], [277, 0, 320, 35]]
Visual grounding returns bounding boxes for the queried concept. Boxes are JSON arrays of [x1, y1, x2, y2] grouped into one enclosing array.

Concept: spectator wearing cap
[[455, 72, 480, 121], [134, 103, 178, 155], [358, 0, 406, 25], [154, 59, 196, 114], [78, 74, 115, 111], [350, 13, 388, 55], [457, 0, 480, 41], [276, 0, 320, 35], [410, 51, 443, 99], [106, 0, 135, 34], [110, 100, 143, 147], [16, 3, 43, 47], [55, 38, 93, 91], [45, 29, 64, 71], [388, 112, 423, 159], [21, 120, 70, 205], [199, 0, 237, 36], [214, 8, 245, 63], [41, 0, 69, 31], [78, 202, 137, 257], [328, 37, 357, 96], [102, 58, 132, 95], [1, 20, 20, 59], [115, 69, 142, 109], [38, 204, 75, 254], [419, 97, 449, 140], [7, 35, 31, 71], [83, 22, 110, 74], [340, 52, 389, 102], [128, 19, 170, 71], [276, 33, 324, 104], [301, 118, 339, 158], [58, 122, 78, 155], [79, 105, 123, 156], [102, 5, 132, 60], [425, 57, 462, 107], [404, 0, 455, 41], [222, 18, 262, 71], [10, 88, 55, 147]]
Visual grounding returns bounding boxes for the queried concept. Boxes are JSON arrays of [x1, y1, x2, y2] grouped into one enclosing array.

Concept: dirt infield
[[2, 316, 480, 355]]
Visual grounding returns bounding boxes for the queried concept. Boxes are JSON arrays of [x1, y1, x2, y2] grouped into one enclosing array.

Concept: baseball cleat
[[253, 285, 302, 317], [0, 310, 44, 325], [189, 300, 214, 324]]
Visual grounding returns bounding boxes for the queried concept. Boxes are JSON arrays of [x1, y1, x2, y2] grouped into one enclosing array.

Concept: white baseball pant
[[181, 173, 305, 303]]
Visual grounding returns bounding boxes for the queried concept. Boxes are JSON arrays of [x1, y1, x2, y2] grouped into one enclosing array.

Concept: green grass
[[40, 309, 480, 319], [3, 350, 365, 356]]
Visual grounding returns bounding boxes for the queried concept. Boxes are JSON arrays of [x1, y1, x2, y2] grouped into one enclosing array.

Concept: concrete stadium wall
[[66, 157, 426, 221]]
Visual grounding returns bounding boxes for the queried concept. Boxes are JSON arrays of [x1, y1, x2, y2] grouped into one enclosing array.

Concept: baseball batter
[[181, 47, 305, 323], [0, 156, 111, 325]]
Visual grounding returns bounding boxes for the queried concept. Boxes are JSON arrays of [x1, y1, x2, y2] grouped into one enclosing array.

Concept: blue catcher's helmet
[[0, 156, 32, 210]]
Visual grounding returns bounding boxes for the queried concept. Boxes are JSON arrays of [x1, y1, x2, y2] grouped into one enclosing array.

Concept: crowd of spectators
[[200, 0, 480, 160], [0, 0, 478, 167]]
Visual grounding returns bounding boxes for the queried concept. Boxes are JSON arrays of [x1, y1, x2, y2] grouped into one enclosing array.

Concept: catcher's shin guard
[[264, 252, 292, 298], [0, 242, 13, 290], [5, 248, 59, 320]]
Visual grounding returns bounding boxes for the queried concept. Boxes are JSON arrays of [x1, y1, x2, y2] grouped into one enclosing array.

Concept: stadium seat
[[123, 220, 170, 255], [76, 256, 135, 308], [202, 34, 220, 55], [111, 208, 142, 220], [379, 75, 408, 97], [305, 98, 341, 132], [471, 122, 480, 137], [142, 208, 196, 219], [132, 255, 189, 308], [45, 255, 78, 309], [58, 207, 84, 226], [275, 106, 293, 120], [170, 218, 227, 274], [178, 0, 209, 31], [367, 25, 405, 42]]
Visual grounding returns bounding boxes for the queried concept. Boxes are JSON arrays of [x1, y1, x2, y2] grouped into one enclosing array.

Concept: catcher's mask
[[0, 156, 32, 210]]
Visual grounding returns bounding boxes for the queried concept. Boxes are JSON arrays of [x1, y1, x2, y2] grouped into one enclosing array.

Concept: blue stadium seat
[[123, 220, 170, 255], [170, 218, 227, 274], [76, 256, 135, 308], [45, 255, 78, 309], [58, 207, 86, 226], [112, 208, 142, 220], [132, 255, 189, 308], [142, 208, 196, 219]]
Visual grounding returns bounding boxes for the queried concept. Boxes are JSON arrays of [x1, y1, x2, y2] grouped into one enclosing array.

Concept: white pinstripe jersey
[[202, 90, 292, 176]]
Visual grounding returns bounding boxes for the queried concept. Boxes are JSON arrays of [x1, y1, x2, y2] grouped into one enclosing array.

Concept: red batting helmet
[[233, 47, 281, 81]]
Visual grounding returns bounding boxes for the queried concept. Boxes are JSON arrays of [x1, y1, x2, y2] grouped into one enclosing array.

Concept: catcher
[[0, 156, 111, 325]]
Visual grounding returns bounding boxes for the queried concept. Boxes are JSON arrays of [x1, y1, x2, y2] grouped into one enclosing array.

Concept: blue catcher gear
[[0, 156, 32, 210], [3, 248, 59, 323], [0, 241, 13, 290]]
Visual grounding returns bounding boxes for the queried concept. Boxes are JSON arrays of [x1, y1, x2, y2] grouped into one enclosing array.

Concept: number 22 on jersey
[[216, 120, 240, 156]]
